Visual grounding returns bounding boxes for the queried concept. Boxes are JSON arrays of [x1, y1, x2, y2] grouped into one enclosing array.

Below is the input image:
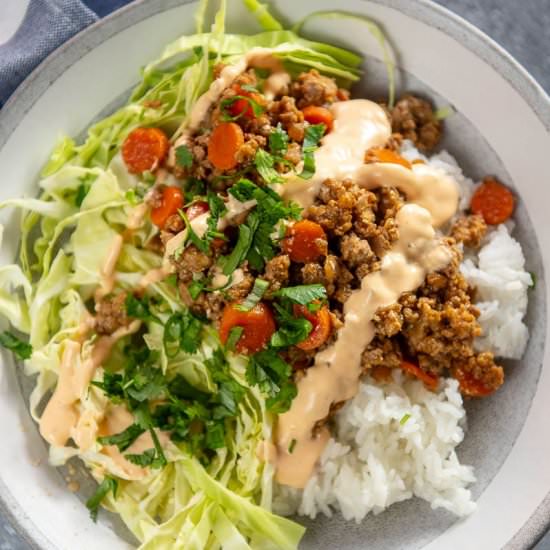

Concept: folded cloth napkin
[[0, 0, 132, 107]]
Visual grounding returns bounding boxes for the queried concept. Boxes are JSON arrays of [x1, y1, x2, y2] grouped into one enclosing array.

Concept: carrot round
[[122, 127, 169, 174], [282, 220, 327, 263], [368, 147, 412, 169], [151, 186, 184, 228], [219, 301, 276, 354], [208, 122, 244, 170], [293, 304, 332, 351], [400, 360, 439, 391], [228, 85, 264, 120], [302, 106, 334, 132], [470, 177, 515, 225]]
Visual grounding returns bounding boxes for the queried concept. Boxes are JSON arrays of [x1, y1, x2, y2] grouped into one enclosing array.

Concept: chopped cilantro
[[269, 124, 289, 156], [288, 438, 297, 454], [246, 349, 296, 413], [98, 423, 145, 452], [0, 331, 32, 360], [86, 477, 118, 522], [270, 302, 312, 349], [125, 294, 162, 325], [225, 326, 244, 352], [236, 278, 269, 312], [220, 211, 259, 276], [184, 178, 206, 202], [124, 189, 139, 205], [299, 123, 326, 180], [400, 413, 411, 426], [205, 421, 226, 449], [188, 278, 205, 300], [274, 284, 327, 305], [254, 149, 283, 184], [175, 144, 194, 168], [163, 311, 203, 357]]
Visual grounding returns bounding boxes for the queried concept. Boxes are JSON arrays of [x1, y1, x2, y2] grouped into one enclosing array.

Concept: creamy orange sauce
[[278, 99, 392, 207], [279, 99, 459, 225], [94, 234, 123, 301], [39, 321, 141, 448], [275, 204, 453, 488]]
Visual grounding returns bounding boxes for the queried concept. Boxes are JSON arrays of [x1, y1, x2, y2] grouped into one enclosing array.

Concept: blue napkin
[[0, 0, 132, 107]]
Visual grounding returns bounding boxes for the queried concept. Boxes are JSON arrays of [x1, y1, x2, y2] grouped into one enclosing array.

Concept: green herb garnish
[[86, 477, 118, 522], [0, 331, 32, 360], [299, 123, 326, 180], [274, 284, 327, 305], [237, 278, 269, 312], [175, 144, 194, 168]]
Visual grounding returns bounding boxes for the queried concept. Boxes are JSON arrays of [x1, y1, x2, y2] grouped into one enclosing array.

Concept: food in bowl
[[0, 1, 532, 547]]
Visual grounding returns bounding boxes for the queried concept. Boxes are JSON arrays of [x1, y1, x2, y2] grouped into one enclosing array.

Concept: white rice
[[275, 142, 531, 521], [274, 374, 476, 521]]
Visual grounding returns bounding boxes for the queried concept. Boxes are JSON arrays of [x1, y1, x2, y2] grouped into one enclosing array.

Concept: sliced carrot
[[208, 122, 244, 171], [293, 304, 332, 351], [282, 220, 327, 263], [219, 301, 276, 354], [122, 127, 169, 174], [400, 360, 439, 391], [368, 147, 412, 169], [151, 186, 184, 228], [453, 368, 496, 397], [228, 85, 264, 120], [302, 106, 334, 132], [470, 177, 515, 225]]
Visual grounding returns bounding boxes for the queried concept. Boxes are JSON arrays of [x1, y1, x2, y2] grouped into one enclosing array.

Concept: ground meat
[[172, 245, 212, 283], [164, 213, 184, 234], [361, 337, 403, 371], [340, 232, 375, 270], [147, 185, 164, 209], [454, 352, 504, 396], [283, 142, 302, 165], [451, 214, 487, 248], [235, 134, 266, 165], [301, 262, 324, 285], [225, 268, 255, 301], [264, 254, 290, 292], [361, 236, 504, 396], [390, 94, 442, 151], [373, 303, 403, 338], [291, 69, 338, 108], [95, 293, 128, 335]]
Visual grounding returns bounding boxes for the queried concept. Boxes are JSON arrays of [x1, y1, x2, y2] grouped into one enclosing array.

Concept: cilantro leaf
[[236, 278, 269, 312], [98, 423, 145, 452], [220, 210, 259, 275], [184, 178, 206, 202], [125, 294, 162, 324], [205, 421, 226, 449], [175, 145, 193, 168], [270, 303, 312, 349], [269, 124, 288, 156], [274, 284, 327, 305], [254, 149, 283, 184], [188, 279, 205, 300], [86, 477, 118, 522], [125, 448, 157, 467], [299, 123, 326, 180], [225, 326, 244, 352], [164, 311, 203, 357], [246, 349, 297, 412], [0, 331, 32, 360], [206, 191, 227, 241], [126, 363, 166, 402]]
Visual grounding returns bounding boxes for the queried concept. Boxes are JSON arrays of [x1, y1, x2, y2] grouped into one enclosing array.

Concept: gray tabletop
[[0, 0, 549, 548]]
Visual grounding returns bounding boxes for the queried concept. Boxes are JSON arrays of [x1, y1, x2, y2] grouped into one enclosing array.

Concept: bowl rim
[[0, 0, 549, 548]]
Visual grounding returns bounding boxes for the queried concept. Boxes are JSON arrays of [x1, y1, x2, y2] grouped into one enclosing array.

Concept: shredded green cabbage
[[0, 1, 399, 548]]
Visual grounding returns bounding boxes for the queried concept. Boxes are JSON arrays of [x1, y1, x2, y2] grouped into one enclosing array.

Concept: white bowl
[[0, 1, 548, 549]]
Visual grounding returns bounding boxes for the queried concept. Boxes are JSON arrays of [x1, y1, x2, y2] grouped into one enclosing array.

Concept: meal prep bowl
[[0, 1, 549, 548]]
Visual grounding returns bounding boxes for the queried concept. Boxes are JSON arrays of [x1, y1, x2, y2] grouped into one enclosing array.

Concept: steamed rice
[[275, 143, 531, 521], [274, 374, 476, 521]]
